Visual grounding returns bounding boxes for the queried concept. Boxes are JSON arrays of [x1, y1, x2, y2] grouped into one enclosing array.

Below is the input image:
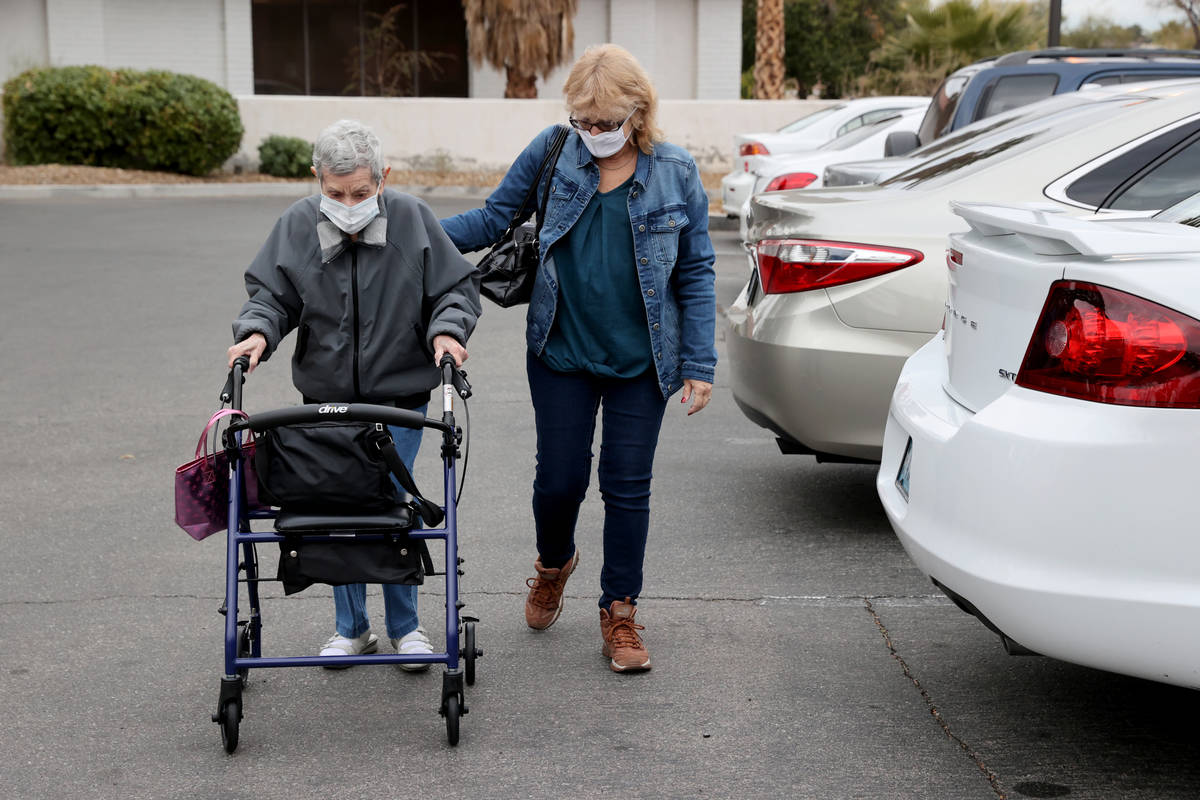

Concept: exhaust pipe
[[931, 578, 1041, 657]]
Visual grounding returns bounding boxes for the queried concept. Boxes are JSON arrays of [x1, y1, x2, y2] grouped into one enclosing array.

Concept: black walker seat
[[208, 357, 480, 752], [274, 504, 415, 531]]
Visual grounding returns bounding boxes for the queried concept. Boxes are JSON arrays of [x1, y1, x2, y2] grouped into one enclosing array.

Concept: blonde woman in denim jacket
[[441, 44, 717, 673]]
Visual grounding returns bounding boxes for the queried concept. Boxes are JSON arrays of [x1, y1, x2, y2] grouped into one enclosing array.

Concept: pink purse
[[174, 409, 266, 541]]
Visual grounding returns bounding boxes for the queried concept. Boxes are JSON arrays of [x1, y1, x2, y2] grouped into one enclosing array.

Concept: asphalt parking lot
[[1, 189, 1198, 800]]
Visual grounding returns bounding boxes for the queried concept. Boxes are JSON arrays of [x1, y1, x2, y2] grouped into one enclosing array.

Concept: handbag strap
[[498, 125, 570, 242], [365, 426, 446, 528], [196, 408, 249, 459], [532, 126, 569, 242]]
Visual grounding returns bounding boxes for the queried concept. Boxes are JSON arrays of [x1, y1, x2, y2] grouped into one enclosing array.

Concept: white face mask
[[320, 193, 380, 234], [576, 110, 635, 159]]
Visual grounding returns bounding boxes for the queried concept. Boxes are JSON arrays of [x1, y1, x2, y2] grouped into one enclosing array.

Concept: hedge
[[258, 134, 312, 178], [2, 65, 243, 176]]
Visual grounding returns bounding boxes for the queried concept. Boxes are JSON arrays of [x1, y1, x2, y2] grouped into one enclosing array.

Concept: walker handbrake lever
[[438, 353, 472, 399], [221, 356, 251, 405]]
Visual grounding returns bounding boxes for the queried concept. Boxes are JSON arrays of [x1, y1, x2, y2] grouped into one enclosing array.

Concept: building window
[[251, 0, 468, 97]]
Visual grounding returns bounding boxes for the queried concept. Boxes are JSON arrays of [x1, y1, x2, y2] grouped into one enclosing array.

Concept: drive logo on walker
[[317, 404, 350, 414]]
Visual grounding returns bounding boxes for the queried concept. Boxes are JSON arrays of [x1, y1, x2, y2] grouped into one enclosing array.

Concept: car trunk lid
[[945, 201, 1200, 412]]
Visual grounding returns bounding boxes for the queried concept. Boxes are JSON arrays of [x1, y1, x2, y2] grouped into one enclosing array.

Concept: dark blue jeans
[[526, 351, 668, 609]]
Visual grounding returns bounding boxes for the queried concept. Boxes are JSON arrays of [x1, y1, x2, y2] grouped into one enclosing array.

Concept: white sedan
[[729, 79, 1200, 463], [877, 198, 1200, 688], [736, 105, 929, 241], [720, 96, 928, 216]]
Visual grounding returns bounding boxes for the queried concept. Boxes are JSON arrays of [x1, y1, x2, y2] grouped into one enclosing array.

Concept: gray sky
[[1062, 0, 1184, 30]]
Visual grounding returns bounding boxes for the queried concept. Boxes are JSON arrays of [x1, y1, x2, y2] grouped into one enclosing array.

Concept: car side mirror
[[884, 131, 921, 157]]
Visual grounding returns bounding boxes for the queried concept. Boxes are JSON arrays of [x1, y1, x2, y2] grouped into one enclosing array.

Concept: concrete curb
[[0, 180, 735, 228]]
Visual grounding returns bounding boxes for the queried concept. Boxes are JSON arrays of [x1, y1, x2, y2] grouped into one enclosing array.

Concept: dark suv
[[827, 48, 1200, 186]]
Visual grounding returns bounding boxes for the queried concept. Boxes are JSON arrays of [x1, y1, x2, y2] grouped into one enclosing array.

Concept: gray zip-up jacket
[[233, 189, 482, 402]]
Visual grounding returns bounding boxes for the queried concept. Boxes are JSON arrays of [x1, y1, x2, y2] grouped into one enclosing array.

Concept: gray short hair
[[312, 119, 384, 184]]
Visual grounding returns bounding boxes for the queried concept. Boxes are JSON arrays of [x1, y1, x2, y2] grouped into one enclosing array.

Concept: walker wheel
[[462, 622, 478, 686], [219, 699, 241, 753], [444, 695, 460, 746]]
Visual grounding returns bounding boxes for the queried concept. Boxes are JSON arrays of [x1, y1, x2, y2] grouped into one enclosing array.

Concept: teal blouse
[[541, 174, 652, 378]]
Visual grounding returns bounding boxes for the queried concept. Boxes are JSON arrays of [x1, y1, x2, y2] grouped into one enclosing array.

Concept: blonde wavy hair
[[562, 44, 664, 155]]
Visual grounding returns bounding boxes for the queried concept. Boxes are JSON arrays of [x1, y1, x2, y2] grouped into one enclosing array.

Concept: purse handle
[[196, 408, 252, 460], [498, 125, 570, 243]]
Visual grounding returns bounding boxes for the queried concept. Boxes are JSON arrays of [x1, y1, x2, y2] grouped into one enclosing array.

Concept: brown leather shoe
[[600, 598, 651, 673], [524, 550, 579, 630]]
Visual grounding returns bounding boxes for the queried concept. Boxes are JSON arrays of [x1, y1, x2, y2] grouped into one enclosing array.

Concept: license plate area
[[895, 437, 913, 501]]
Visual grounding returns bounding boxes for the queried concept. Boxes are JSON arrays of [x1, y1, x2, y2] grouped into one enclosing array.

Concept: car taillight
[[739, 142, 770, 157], [1017, 281, 1200, 408], [947, 248, 963, 271], [753, 239, 924, 294], [764, 172, 817, 192]]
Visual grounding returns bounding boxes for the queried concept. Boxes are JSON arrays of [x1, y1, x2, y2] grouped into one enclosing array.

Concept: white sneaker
[[319, 631, 378, 669], [391, 626, 433, 672]]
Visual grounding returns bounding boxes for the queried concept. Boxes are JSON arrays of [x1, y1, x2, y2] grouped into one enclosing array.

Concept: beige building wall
[[234, 96, 831, 174], [5, 0, 739, 101], [3, 0, 252, 93], [2, 0, 761, 170], [1, 0, 50, 87]]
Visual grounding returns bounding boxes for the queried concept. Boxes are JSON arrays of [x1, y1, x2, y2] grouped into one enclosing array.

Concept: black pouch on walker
[[258, 421, 444, 594], [277, 533, 435, 595], [255, 421, 443, 524], [254, 422, 397, 511]]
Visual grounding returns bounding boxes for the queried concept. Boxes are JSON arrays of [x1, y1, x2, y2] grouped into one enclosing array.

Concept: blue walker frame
[[212, 356, 478, 751]]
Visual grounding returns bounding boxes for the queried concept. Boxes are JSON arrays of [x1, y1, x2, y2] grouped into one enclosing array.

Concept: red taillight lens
[[1017, 281, 1200, 408], [947, 248, 963, 271], [739, 142, 770, 157], [764, 172, 818, 192], [753, 239, 924, 294]]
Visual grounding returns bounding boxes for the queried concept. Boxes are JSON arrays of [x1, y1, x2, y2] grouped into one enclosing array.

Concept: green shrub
[[2, 65, 243, 176], [258, 134, 312, 178]]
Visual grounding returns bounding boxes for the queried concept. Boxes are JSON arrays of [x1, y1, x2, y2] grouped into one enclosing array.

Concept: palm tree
[[753, 0, 786, 99], [877, 0, 1041, 77], [462, 0, 578, 98]]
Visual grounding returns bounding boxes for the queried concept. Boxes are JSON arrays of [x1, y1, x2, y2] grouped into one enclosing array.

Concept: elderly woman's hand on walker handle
[[682, 379, 712, 415], [433, 334, 468, 367], [227, 332, 267, 372]]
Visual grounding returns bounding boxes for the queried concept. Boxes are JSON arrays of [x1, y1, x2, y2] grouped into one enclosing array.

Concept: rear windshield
[[778, 105, 844, 133], [1156, 190, 1200, 227], [974, 73, 1059, 120], [1065, 117, 1200, 210], [819, 114, 904, 151], [881, 92, 1150, 191]]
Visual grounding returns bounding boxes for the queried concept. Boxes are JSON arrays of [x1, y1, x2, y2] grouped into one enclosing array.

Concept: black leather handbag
[[476, 125, 569, 307]]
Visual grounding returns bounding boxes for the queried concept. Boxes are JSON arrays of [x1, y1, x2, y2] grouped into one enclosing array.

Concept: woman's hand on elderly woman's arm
[[681, 379, 712, 416], [433, 334, 468, 366], [227, 332, 267, 372]]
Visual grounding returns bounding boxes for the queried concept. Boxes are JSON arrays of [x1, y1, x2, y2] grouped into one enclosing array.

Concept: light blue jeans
[[334, 410, 427, 641]]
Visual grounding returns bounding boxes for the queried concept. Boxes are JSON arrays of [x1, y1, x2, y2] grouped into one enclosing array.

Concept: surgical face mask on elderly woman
[[315, 165, 388, 234]]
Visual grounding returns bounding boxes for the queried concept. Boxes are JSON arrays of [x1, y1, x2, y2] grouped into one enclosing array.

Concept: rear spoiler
[[950, 201, 1200, 257]]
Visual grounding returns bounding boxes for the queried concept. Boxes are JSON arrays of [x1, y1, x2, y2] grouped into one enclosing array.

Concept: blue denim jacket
[[441, 125, 717, 398]]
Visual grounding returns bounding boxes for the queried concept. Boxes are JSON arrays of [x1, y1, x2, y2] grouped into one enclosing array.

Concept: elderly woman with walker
[[228, 119, 481, 666]]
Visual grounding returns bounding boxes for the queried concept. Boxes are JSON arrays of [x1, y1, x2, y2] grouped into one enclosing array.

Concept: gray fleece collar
[[317, 213, 388, 263]]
